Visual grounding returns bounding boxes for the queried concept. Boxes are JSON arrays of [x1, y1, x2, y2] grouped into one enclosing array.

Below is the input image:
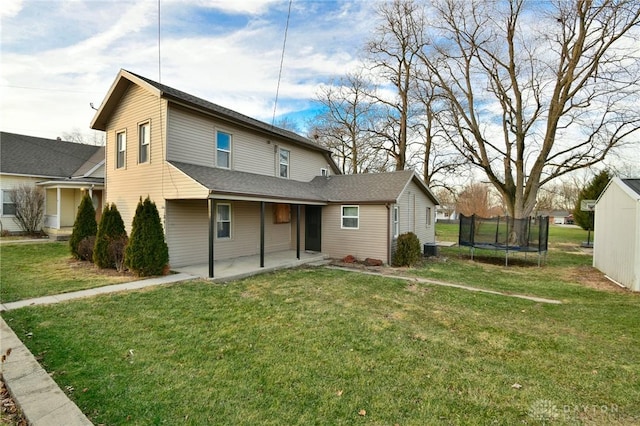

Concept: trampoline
[[458, 214, 549, 266]]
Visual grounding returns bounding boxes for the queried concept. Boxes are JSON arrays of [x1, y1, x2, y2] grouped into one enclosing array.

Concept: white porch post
[[56, 187, 61, 229]]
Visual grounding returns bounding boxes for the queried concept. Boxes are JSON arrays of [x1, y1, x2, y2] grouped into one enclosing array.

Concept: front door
[[305, 206, 322, 252]]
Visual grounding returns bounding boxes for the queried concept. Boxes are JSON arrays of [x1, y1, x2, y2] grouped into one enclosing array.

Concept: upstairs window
[[2, 190, 16, 216], [116, 131, 126, 169], [341, 205, 359, 229], [216, 131, 231, 169], [216, 203, 231, 239], [139, 122, 150, 164], [279, 148, 290, 178]]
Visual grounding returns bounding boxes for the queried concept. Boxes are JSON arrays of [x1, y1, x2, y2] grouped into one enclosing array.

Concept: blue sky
[[1, 0, 378, 140]]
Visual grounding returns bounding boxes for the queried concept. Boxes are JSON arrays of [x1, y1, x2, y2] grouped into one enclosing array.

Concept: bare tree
[[418, 0, 640, 218], [62, 128, 105, 146], [455, 182, 505, 218], [312, 72, 387, 174], [10, 184, 45, 235], [366, 0, 426, 171]]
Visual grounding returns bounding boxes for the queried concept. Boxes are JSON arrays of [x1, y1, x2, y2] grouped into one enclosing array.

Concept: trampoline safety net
[[458, 214, 549, 265]]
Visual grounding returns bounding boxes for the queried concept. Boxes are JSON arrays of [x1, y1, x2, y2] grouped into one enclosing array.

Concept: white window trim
[[216, 203, 232, 239], [116, 130, 126, 169], [216, 130, 232, 169], [341, 205, 359, 229], [321, 168, 328, 177], [426, 206, 432, 226], [138, 121, 150, 164], [279, 148, 290, 178], [393, 206, 399, 238]]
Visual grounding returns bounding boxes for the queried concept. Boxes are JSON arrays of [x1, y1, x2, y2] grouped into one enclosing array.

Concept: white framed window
[[341, 205, 359, 229], [116, 131, 126, 169], [216, 203, 231, 239], [393, 206, 399, 238], [321, 168, 329, 177], [216, 131, 231, 169], [139, 121, 150, 164], [279, 148, 290, 178], [2, 190, 16, 216], [426, 207, 432, 226]]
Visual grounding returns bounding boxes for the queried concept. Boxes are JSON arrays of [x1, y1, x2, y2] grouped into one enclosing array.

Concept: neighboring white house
[[593, 177, 640, 292], [0, 132, 105, 238]]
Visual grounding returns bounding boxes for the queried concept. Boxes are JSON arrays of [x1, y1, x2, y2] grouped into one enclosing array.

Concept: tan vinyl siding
[[166, 105, 329, 181], [396, 180, 436, 245], [166, 199, 209, 267], [104, 84, 168, 234], [593, 181, 640, 291], [322, 204, 389, 262], [166, 200, 302, 266]]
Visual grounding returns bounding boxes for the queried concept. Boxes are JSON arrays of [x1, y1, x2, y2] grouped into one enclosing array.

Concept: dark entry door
[[305, 206, 322, 252]]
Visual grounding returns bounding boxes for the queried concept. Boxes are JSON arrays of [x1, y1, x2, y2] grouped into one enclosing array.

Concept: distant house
[[0, 132, 104, 238], [436, 204, 457, 222], [538, 210, 572, 225], [593, 178, 640, 292], [89, 69, 439, 276]]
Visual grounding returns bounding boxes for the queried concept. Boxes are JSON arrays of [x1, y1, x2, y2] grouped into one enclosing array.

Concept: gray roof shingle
[[622, 179, 640, 197], [0, 132, 103, 178], [126, 70, 330, 155], [169, 161, 438, 205]]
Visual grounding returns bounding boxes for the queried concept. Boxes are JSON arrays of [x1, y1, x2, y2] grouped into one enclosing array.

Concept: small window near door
[[393, 206, 399, 238], [341, 205, 359, 229], [139, 121, 150, 163], [216, 203, 231, 239]]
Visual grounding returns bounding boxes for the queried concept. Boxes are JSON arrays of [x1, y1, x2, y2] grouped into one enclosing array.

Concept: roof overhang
[[208, 191, 327, 205]]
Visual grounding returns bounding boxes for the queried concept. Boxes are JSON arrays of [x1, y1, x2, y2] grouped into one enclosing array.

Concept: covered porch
[[38, 178, 104, 240], [173, 249, 328, 281]]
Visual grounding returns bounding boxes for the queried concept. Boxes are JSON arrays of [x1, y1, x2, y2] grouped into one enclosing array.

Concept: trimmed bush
[[93, 203, 127, 269], [393, 232, 421, 267], [69, 193, 97, 259], [125, 196, 169, 276], [77, 236, 96, 261]]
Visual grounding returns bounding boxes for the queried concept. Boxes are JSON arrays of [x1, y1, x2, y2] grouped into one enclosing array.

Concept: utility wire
[[271, 0, 293, 127]]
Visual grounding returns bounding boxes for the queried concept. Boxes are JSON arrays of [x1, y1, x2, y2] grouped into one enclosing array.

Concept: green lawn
[[3, 263, 639, 424], [0, 242, 136, 303], [2, 225, 638, 424]]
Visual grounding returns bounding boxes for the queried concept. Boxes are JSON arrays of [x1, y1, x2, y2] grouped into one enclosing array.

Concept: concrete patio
[[172, 249, 329, 281]]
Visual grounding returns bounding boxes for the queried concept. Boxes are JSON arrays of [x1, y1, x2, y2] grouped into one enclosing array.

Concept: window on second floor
[[139, 122, 150, 164], [341, 205, 359, 229], [2, 190, 16, 216], [116, 131, 126, 169], [216, 131, 231, 169], [279, 148, 290, 178]]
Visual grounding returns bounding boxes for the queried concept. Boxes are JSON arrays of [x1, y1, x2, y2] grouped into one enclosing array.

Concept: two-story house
[[90, 70, 438, 277]]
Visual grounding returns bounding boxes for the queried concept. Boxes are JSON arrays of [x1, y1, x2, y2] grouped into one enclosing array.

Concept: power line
[[271, 0, 293, 127]]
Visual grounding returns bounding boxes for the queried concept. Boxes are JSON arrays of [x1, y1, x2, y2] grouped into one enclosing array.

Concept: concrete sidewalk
[[1, 273, 195, 312]]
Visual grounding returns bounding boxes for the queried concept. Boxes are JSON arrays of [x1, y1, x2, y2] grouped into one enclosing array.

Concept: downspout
[[386, 203, 391, 265]]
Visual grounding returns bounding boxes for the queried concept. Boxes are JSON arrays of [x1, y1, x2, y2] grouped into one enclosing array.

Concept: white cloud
[[0, 0, 23, 18]]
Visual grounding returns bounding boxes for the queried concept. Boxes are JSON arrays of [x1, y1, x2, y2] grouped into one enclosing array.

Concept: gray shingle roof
[[0, 132, 103, 178], [621, 179, 640, 197], [169, 161, 438, 205], [310, 170, 418, 203], [169, 161, 326, 202], [125, 70, 330, 155]]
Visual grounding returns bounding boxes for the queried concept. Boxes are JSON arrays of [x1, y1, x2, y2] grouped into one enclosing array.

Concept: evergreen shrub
[[125, 196, 169, 276], [69, 193, 97, 259], [393, 232, 421, 267], [93, 203, 127, 268]]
